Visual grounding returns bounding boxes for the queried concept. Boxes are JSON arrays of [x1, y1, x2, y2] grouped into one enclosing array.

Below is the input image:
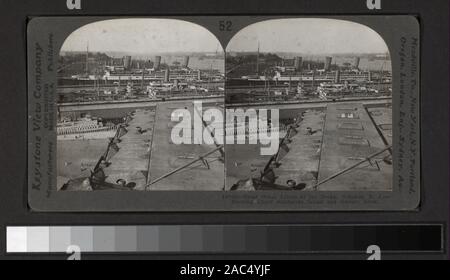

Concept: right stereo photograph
[[225, 18, 393, 192]]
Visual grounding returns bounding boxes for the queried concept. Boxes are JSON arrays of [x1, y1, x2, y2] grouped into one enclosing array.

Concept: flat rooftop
[[275, 110, 324, 189], [147, 101, 225, 190], [102, 108, 156, 190], [317, 103, 392, 191]]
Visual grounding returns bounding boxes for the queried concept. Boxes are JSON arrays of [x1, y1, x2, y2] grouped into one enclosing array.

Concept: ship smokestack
[[123, 56, 132, 70], [164, 69, 170, 82], [334, 70, 341, 84], [353, 57, 360, 69], [324, 56, 332, 71], [294, 56, 303, 72], [182, 56, 190, 68], [154, 56, 161, 70]]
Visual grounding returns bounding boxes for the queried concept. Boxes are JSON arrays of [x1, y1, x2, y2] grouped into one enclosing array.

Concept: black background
[[0, 0, 448, 260]]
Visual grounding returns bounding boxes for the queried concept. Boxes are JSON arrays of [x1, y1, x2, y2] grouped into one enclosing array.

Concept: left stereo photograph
[[55, 18, 225, 192]]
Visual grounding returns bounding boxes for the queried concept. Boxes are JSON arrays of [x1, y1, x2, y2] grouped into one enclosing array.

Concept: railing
[[57, 124, 117, 136]]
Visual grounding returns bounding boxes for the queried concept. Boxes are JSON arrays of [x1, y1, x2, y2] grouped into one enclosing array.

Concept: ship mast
[[141, 63, 145, 91], [256, 41, 260, 75], [85, 41, 89, 75]]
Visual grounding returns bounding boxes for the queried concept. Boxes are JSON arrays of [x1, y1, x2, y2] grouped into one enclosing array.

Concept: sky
[[226, 18, 389, 55], [60, 18, 221, 54]]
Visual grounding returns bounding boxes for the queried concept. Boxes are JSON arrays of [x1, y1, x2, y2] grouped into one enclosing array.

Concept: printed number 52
[[219, 21, 232, 31]]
